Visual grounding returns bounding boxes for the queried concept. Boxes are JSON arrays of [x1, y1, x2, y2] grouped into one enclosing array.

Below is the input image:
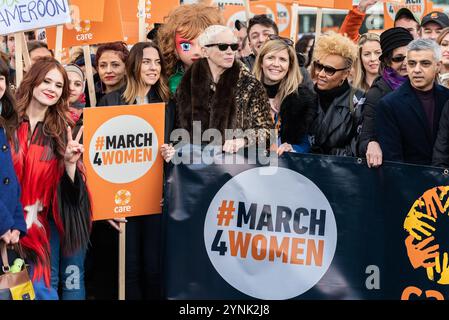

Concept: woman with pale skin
[[437, 28, 449, 88], [98, 42, 169, 299], [10, 57, 91, 299], [160, 25, 272, 161], [358, 27, 413, 167], [352, 33, 381, 92], [95, 42, 129, 102]]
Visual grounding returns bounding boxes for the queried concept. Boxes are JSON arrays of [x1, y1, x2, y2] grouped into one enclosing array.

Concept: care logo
[[403, 187, 449, 287], [115, 189, 131, 206], [89, 115, 158, 184], [204, 167, 337, 299]]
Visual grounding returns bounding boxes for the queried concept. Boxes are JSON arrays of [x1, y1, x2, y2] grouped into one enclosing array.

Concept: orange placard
[[46, 0, 123, 48], [222, 4, 274, 29], [277, 2, 291, 39], [383, 0, 429, 29], [120, 0, 179, 44], [84, 104, 165, 221], [70, 0, 105, 22]]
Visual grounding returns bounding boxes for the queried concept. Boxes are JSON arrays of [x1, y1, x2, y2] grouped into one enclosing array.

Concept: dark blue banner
[[164, 150, 449, 300]]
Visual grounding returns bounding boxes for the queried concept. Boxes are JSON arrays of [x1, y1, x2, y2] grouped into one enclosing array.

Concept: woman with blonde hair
[[437, 27, 449, 88], [253, 36, 316, 155], [352, 33, 381, 92], [157, 3, 224, 94], [310, 31, 364, 156]]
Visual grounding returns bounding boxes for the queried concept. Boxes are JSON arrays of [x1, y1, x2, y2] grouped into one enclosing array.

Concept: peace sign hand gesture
[[64, 126, 84, 164]]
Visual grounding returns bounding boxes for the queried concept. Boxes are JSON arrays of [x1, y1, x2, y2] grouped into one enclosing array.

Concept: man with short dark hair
[[241, 14, 278, 70], [394, 8, 421, 40], [376, 39, 449, 165], [421, 11, 449, 41]]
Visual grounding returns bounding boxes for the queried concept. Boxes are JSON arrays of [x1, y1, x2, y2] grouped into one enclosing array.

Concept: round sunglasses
[[205, 43, 239, 51]]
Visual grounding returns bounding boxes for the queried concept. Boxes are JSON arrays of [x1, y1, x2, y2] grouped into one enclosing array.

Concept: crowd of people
[[2, 0, 449, 300]]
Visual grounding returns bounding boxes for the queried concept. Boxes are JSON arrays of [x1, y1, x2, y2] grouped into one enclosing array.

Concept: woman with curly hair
[[253, 36, 317, 155], [11, 57, 91, 299], [157, 3, 224, 94], [310, 32, 364, 156]]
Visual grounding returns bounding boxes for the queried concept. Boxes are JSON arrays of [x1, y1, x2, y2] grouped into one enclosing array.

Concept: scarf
[[315, 80, 350, 113], [383, 66, 407, 90]]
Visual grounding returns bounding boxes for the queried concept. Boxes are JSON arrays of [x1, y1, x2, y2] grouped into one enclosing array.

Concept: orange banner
[[84, 104, 165, 221], [383, 0, 430, 30], [221, 4, 273, 29], [46, 0, 124, 49], [70, 0, 105, 22], [120, 0, 179, 44]]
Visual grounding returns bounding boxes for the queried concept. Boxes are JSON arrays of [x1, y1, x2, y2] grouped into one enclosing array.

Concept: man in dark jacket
[[377, 39, 449, 165]]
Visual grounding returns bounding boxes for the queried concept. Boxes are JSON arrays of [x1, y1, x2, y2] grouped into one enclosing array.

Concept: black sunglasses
[[267, 34, 294, 46], [205, 43, 239, 51], [313, 61, 348, 76], [391, 55, 406, 63]]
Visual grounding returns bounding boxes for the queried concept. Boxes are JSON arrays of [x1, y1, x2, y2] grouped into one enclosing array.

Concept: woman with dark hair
[[0, 58, 26, 248], [98, 41, 169, 299], [95, 41, 130, 102], [10, 57, 91, 299], [358, 27, 413, 167]]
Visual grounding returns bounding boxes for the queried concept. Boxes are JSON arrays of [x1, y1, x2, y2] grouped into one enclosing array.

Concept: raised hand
[[64, 126, 84, 165], [405, 235, 439, 269], [358, 0, 380, 13]]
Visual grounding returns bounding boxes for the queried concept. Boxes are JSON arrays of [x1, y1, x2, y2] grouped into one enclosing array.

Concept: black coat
[[279, 86, 317, 145], [357, 76, 393, 156], [310, 85, 365, 156], [432, 100, 449, 167], [376, 80, 449, 165]]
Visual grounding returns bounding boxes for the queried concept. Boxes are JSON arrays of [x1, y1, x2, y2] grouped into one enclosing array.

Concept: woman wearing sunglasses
[[253, 38, 316, 155], [161, 25, 272, 159], [358, 27, 413, 167], [309, 32, 364, 157]]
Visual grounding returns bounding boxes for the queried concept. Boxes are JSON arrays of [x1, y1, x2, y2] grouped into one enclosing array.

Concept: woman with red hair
[[11, 57, 91, 299]]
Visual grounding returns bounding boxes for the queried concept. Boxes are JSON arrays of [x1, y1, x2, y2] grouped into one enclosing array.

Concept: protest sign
[[83, 103, 165, 221], [0, 0, 71, 35]]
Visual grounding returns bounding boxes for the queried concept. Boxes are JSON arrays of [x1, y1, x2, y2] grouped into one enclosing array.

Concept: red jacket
[[339, 6, 366, 43]]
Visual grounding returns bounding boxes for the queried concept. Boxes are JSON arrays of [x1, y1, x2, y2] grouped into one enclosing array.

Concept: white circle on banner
[[89, 115, 157, 184], [204, 167, 337, 299], [276, 3, 290, 33], [386, 1, 425, 21]]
